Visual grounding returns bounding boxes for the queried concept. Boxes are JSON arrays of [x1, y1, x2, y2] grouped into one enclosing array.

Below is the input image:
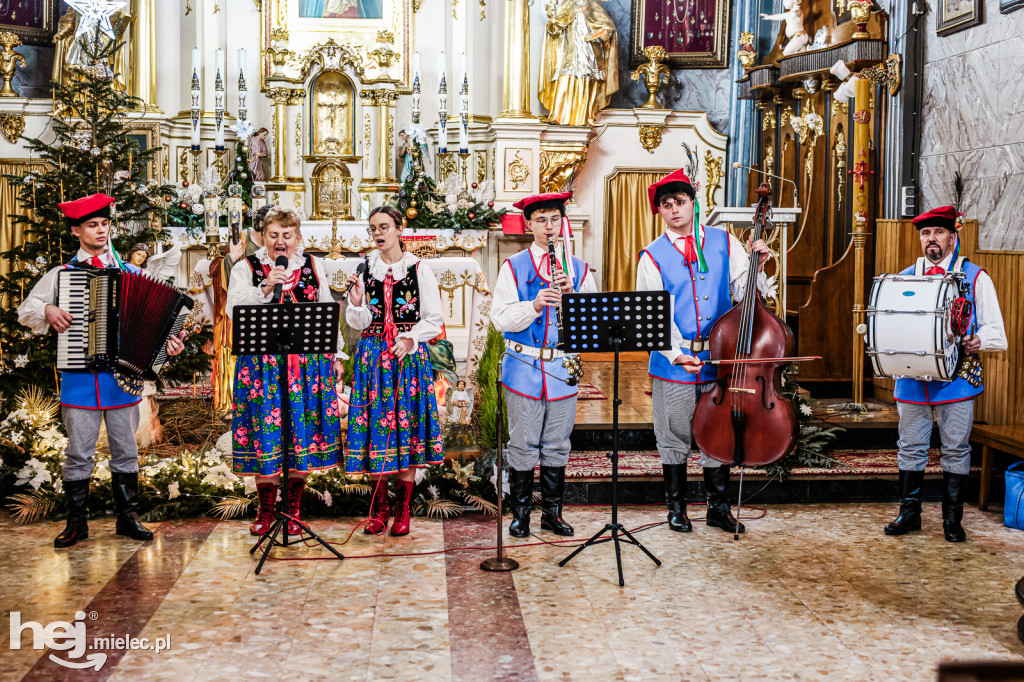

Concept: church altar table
[[186, 255, 492, 378]]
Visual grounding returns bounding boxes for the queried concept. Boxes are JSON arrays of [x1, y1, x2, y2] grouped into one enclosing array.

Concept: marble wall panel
[[919, 8, 1024, 250]]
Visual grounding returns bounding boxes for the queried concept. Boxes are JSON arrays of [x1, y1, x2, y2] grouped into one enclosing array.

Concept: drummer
[[884, 205, 1006, 543]]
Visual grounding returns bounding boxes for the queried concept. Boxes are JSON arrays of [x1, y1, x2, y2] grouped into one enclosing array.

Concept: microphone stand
[[479, 350, 577, 573], [732, 162, 799, 209]]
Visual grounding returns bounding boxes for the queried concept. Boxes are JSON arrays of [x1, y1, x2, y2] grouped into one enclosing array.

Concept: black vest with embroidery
[[246, 253, 320, 302], [361, 262, 421, 337]]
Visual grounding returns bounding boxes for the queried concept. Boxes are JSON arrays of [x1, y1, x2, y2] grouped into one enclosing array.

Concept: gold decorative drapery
[[0, 160, 44, 278], [602, 169, 667, 292]]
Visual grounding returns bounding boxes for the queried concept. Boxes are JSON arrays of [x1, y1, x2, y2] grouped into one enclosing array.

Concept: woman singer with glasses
[[342, 206, 445, 536]]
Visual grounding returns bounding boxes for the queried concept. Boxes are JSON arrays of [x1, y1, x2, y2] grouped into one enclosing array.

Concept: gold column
[[850, 78, 873, 405], [268, 87, 290, 183], [501, 0, 531, 117], [129, 0, 158, 109]]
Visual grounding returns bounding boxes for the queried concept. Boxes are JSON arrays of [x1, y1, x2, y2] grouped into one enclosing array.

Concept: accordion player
[[16, 193, 187, 549]]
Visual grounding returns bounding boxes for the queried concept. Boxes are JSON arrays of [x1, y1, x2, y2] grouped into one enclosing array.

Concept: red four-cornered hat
[[647, 169, 695, 214], [58, 193, 116, 225], [912, 205, 957, 231], [512, 191, 572, 215]]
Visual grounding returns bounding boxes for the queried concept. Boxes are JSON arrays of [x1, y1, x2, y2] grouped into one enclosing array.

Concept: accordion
[[56, 267, 194, 396]]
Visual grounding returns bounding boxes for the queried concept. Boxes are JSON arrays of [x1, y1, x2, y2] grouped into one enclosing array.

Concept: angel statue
[[446, 379, 475, 426], [762, 0, 809, 57], [126, 244, 182, 284]]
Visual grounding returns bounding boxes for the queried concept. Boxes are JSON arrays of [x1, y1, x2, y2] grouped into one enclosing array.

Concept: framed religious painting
[[936, 0, 983, 34], [0, 0, 60, 45], [260, 0, 413, 89], [629, 0, 730, 68], [126, 121, 162, 184]]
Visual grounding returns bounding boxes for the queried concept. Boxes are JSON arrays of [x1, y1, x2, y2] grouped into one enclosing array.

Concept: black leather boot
[[704, 466, 744, 533], [508, 468, 534, 538], [663, 464, 691, 532], [942, 471, 969, 543], [884, 469, 924, 536], [111, 471, 154, 541], [539, 466, 574, 536], [54, 478, 90, 548]]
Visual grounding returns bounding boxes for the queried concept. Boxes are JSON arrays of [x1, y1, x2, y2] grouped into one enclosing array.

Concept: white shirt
[[635, 228, 769, 365], [491, 242, 598, 333], [226, 245, 347, 356], [924, 253, 1007, 352], [344, 250, 445, 345], [18, 248, 116, 335]]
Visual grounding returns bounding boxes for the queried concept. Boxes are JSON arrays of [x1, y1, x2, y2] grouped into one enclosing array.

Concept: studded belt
[[506, 340, 568, 361]]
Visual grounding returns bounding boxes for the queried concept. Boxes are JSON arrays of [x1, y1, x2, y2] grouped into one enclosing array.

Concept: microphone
[[273, 255, 288, 302], [341, 262, 367, 298], [732, 162, 799, 208]]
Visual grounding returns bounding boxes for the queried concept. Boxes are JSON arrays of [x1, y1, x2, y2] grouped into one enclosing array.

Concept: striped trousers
[[503, 389, 577, 471], [896, 399, 974, 475], [651, 378, 721, 468]]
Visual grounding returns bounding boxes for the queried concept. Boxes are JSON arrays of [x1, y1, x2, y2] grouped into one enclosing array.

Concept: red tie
[[925, 265, 945, 276], [681, 235, 697, 265], [89, 256, 104, 268]]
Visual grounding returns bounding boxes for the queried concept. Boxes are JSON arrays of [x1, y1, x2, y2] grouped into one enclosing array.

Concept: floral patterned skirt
[[231, 353, 342, 477], [345, 336, 444, 475]]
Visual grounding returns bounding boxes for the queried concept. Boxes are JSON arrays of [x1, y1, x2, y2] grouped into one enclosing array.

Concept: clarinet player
[[491, 191, 596, 538]]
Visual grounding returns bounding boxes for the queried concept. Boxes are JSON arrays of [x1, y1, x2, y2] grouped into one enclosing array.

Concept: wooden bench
[[972, 425, 1024, 510]]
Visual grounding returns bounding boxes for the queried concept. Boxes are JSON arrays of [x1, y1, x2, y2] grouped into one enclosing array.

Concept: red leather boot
[[250, 481, 278, 536], [390, 479, 414, 537], [285, 477, 306, 536], [365, 475, 390, 535]]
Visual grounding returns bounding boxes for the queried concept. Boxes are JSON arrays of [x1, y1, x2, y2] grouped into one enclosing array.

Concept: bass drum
[[866, 274, 962, 382]]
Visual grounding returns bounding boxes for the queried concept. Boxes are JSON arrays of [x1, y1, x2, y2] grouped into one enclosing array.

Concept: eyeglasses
[[529, 217, 561, 226], [366, 225, 394, 236]]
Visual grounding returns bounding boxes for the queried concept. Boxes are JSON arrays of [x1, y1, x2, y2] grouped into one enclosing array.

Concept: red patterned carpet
[[565, 449, 970, 479], [575, 382, 607, 400]]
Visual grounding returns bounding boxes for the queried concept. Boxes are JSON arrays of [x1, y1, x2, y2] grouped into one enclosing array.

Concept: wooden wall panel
[[871, 219, 1023, 425]]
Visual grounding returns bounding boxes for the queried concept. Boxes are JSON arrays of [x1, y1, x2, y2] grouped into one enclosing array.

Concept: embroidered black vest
[[247, 253, 320, 302], [361, 262, 421, 337]]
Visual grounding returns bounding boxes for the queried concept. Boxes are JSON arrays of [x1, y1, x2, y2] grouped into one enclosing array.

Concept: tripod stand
[[233, 302, 346, 574], [557, 291, 671, 586]]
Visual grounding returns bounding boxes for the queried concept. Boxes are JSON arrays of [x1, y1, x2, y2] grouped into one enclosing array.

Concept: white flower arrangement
[[15, 458, 51, 490]]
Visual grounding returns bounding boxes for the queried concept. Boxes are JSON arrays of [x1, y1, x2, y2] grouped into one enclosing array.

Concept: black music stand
[[232, 302, 346, 574], [557, 291, 672, 586]]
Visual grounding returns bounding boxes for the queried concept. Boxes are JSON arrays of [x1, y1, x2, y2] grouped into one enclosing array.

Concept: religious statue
[[247, 128, 270, 182], [312, 74, 353, 155], [762, 0, 809, 57], [397, 125, 430, 181], [52, 9, 77, 87], [446, 380, 474, 426], [126, 243, 150, 268], [539, 0, 619, 127], [111, 10, 133, 92], [64, 6, 133, 84]]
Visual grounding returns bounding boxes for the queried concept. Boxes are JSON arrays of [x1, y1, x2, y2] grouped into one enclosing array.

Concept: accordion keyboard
[[56, 269, 91, 371]]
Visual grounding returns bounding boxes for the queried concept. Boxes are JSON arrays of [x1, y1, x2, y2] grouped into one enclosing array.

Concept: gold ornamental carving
[[831, 99, 849, 117], [539, 147, 588, 194], [860, 53, 903, 96], [0, 32, 26, 98], [295, 39, 366, 82], [0, 112, 25, 143], [780, 106, 793, 129], [737, 31, 756, 70], [630, 46, 670, 109], [312, 71, 354, 155], [762, 110, 776, 131], [362, 113, 371, 173], [507, 150, 529, 190], [475, 150, 487, 183], [368, 30, 398, 76], [703, 150, 723, 211], [439, 152, 459, 185], [848, 0, 871, 39], [638, 124, 665, 153], [763, 142, 775, 174], [834, 131, 847, 211]]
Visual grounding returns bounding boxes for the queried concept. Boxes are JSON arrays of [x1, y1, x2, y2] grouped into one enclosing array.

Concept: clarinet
[[548, 240, 565, 350]]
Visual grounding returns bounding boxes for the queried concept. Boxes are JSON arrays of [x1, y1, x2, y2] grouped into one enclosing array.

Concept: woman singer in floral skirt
[[228, 207, 345, 536], [343, 205, 445, 536]]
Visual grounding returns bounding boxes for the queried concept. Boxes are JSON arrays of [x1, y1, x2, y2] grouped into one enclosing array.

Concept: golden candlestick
[[320, 184, 347, 259], [0, 32, 26, 98]]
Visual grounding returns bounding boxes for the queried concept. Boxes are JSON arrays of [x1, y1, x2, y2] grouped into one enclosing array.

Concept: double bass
[[692, 183, 800, 467]]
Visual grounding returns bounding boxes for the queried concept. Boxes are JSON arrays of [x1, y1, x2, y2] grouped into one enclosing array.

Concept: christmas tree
[[0, 33, 176, 402]]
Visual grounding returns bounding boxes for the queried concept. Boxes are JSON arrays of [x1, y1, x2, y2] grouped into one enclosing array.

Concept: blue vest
[[501, 249, 588, 401], [641, 229, 733, 384], [59, 257, 143, 410], [893, 258, 984, 405]]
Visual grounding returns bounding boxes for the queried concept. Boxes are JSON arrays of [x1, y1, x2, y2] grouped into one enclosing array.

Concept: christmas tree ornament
[[487, 201, 494, 208], [91, 147, 101, 156], [468, 212, 475, 219], [406, 206, 419, 219], [67, 0, 129, 41]]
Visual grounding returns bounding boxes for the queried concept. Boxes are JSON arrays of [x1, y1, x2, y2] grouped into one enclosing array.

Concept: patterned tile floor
[[4, 504, 1024, 681]]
